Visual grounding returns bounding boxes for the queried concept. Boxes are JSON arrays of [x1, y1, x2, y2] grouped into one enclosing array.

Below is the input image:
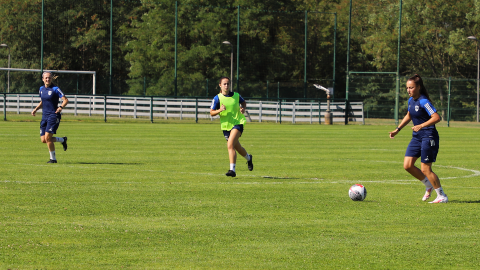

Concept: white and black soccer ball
[[349, 184, 367, 201]]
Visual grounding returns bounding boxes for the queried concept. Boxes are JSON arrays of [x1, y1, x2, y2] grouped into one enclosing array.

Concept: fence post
[[118, 97, 121, 118], [150, 96, 153, 123], [195, 98, 198, 123], [447, 77, 451, 127], [362, 102, 365, 125], [134, 97, 137, 119], [275, 101, 278, 123], [74, 95, 77, 116], [164, 98, 168, 119], [344, 100, 349, 125], [259, 101, 262, 123], [180, 100, 183, 120], [318, 99, 321, 124], [279, 100, 282, 124], [310, 103, 313, 124], [104, 95, 107, 122], [3, 93, 6, 121], [292, 102, 296, 124]]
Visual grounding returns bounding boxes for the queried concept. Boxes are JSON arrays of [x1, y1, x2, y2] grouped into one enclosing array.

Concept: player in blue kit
[[31, 72, 69, 163], [389, 74, 448, 203], [210, 77, 253, 177]]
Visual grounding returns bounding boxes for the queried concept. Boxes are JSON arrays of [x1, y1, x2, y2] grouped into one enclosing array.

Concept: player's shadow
[[448, 200, 480, 204], [76, 162, 142, 165], [262, 176, 301, 180]]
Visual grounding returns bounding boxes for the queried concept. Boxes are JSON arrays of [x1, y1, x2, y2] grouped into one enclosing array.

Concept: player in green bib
[[210, 77, 253, 177]]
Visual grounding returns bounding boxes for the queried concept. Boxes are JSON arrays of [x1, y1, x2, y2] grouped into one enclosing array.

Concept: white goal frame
[[0, 68, 96, 94]]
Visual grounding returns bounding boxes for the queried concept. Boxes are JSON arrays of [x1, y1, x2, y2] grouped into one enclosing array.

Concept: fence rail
[[1, 94, 364, 124]]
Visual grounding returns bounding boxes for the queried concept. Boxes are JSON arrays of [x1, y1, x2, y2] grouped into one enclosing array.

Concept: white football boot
[[422, 187, 433, 202]]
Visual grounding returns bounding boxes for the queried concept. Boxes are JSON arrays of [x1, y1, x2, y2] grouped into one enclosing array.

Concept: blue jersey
[[408, 95, 438, 138], [39, 84, 64, 118], [210, 92, 245, 110]]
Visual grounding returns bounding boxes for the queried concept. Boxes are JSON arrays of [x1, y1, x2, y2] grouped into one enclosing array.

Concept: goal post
[[0, 68, 96, 95]]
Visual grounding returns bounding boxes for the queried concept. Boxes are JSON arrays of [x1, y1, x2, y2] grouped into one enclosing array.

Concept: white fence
[[0, 94, 364, 124]]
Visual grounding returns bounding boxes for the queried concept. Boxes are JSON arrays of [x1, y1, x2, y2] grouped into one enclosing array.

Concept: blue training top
[[408, 94, 438, 138], [39, 84, 64, 118], [210, 92, 245, 110]]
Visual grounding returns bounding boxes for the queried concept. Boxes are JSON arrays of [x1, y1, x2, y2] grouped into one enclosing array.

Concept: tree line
[[0, 0, 478, 100]]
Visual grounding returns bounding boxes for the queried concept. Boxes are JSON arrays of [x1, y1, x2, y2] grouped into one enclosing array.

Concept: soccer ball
[[349, 184, 367, 201]]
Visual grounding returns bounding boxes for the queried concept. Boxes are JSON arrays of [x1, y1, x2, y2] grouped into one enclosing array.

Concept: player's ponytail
[[408, 74, 432, 103]]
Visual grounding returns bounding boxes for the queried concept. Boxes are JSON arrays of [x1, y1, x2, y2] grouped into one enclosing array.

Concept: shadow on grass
[[262, 176, 301, 180], [449, 200, 480, 204], [76, 162, 142, 165]]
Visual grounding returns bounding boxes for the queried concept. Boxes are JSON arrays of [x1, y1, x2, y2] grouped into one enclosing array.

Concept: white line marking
[[435, 165, 480, 179], [0, 180, 55, 184], [3, 161, 479, 185]]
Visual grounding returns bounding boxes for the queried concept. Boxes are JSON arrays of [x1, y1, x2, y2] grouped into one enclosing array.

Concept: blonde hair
[[42, 71, 53, 78]]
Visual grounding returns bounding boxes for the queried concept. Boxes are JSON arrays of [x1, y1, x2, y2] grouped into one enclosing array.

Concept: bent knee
[[403, 164, 413, 171], [421, 167, 432, 175]]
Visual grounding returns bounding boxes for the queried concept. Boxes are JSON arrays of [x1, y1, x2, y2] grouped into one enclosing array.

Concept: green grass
[[1, 118, 480, 269]]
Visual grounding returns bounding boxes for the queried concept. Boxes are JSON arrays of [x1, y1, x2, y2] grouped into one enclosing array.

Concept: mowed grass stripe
[[1, 121, 480, 269]]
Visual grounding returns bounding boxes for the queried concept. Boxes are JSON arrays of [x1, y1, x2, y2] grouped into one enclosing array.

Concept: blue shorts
[[223, 125, 244, 141], [40, 114, 61, 136], [405, 136, 439, 163]]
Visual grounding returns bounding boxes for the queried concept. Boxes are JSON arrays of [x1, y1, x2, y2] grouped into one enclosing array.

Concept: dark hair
[[408, 74, 432, 103], [218, 76, 230, 84], [218, 77, 230, 93]]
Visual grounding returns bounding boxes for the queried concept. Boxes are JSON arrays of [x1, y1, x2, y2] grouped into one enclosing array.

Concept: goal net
[[0, 68, 96, 95]]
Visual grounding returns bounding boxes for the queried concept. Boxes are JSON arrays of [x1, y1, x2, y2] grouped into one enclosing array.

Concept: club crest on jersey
[[48, 91, 52, 95], [415, 105, 419, 112]]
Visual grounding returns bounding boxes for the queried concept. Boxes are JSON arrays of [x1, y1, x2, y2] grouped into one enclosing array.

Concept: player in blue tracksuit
[[31, 72, 69, 163], [389, 74, 448, 203]]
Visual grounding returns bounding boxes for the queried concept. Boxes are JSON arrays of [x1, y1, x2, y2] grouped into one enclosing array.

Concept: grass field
[[1, 116, 480, 269]]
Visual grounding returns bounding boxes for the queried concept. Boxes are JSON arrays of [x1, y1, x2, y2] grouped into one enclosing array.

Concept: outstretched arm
[[389, 112, 412, 139], [31, 101, 43, 116]]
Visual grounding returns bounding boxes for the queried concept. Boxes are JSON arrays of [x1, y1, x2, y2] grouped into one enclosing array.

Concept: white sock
[[421, 177, 433, 189], [243, 153, 251, 161], [55, 137, 64, 143], [435, 187, 445, 197], [49, 151, 56, 160], [230, 163, 236, 172]]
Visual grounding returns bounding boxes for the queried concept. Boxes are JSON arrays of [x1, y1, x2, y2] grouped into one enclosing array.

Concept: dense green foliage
[[1, 120, 480, 268], [0, 0, 479, 98]]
